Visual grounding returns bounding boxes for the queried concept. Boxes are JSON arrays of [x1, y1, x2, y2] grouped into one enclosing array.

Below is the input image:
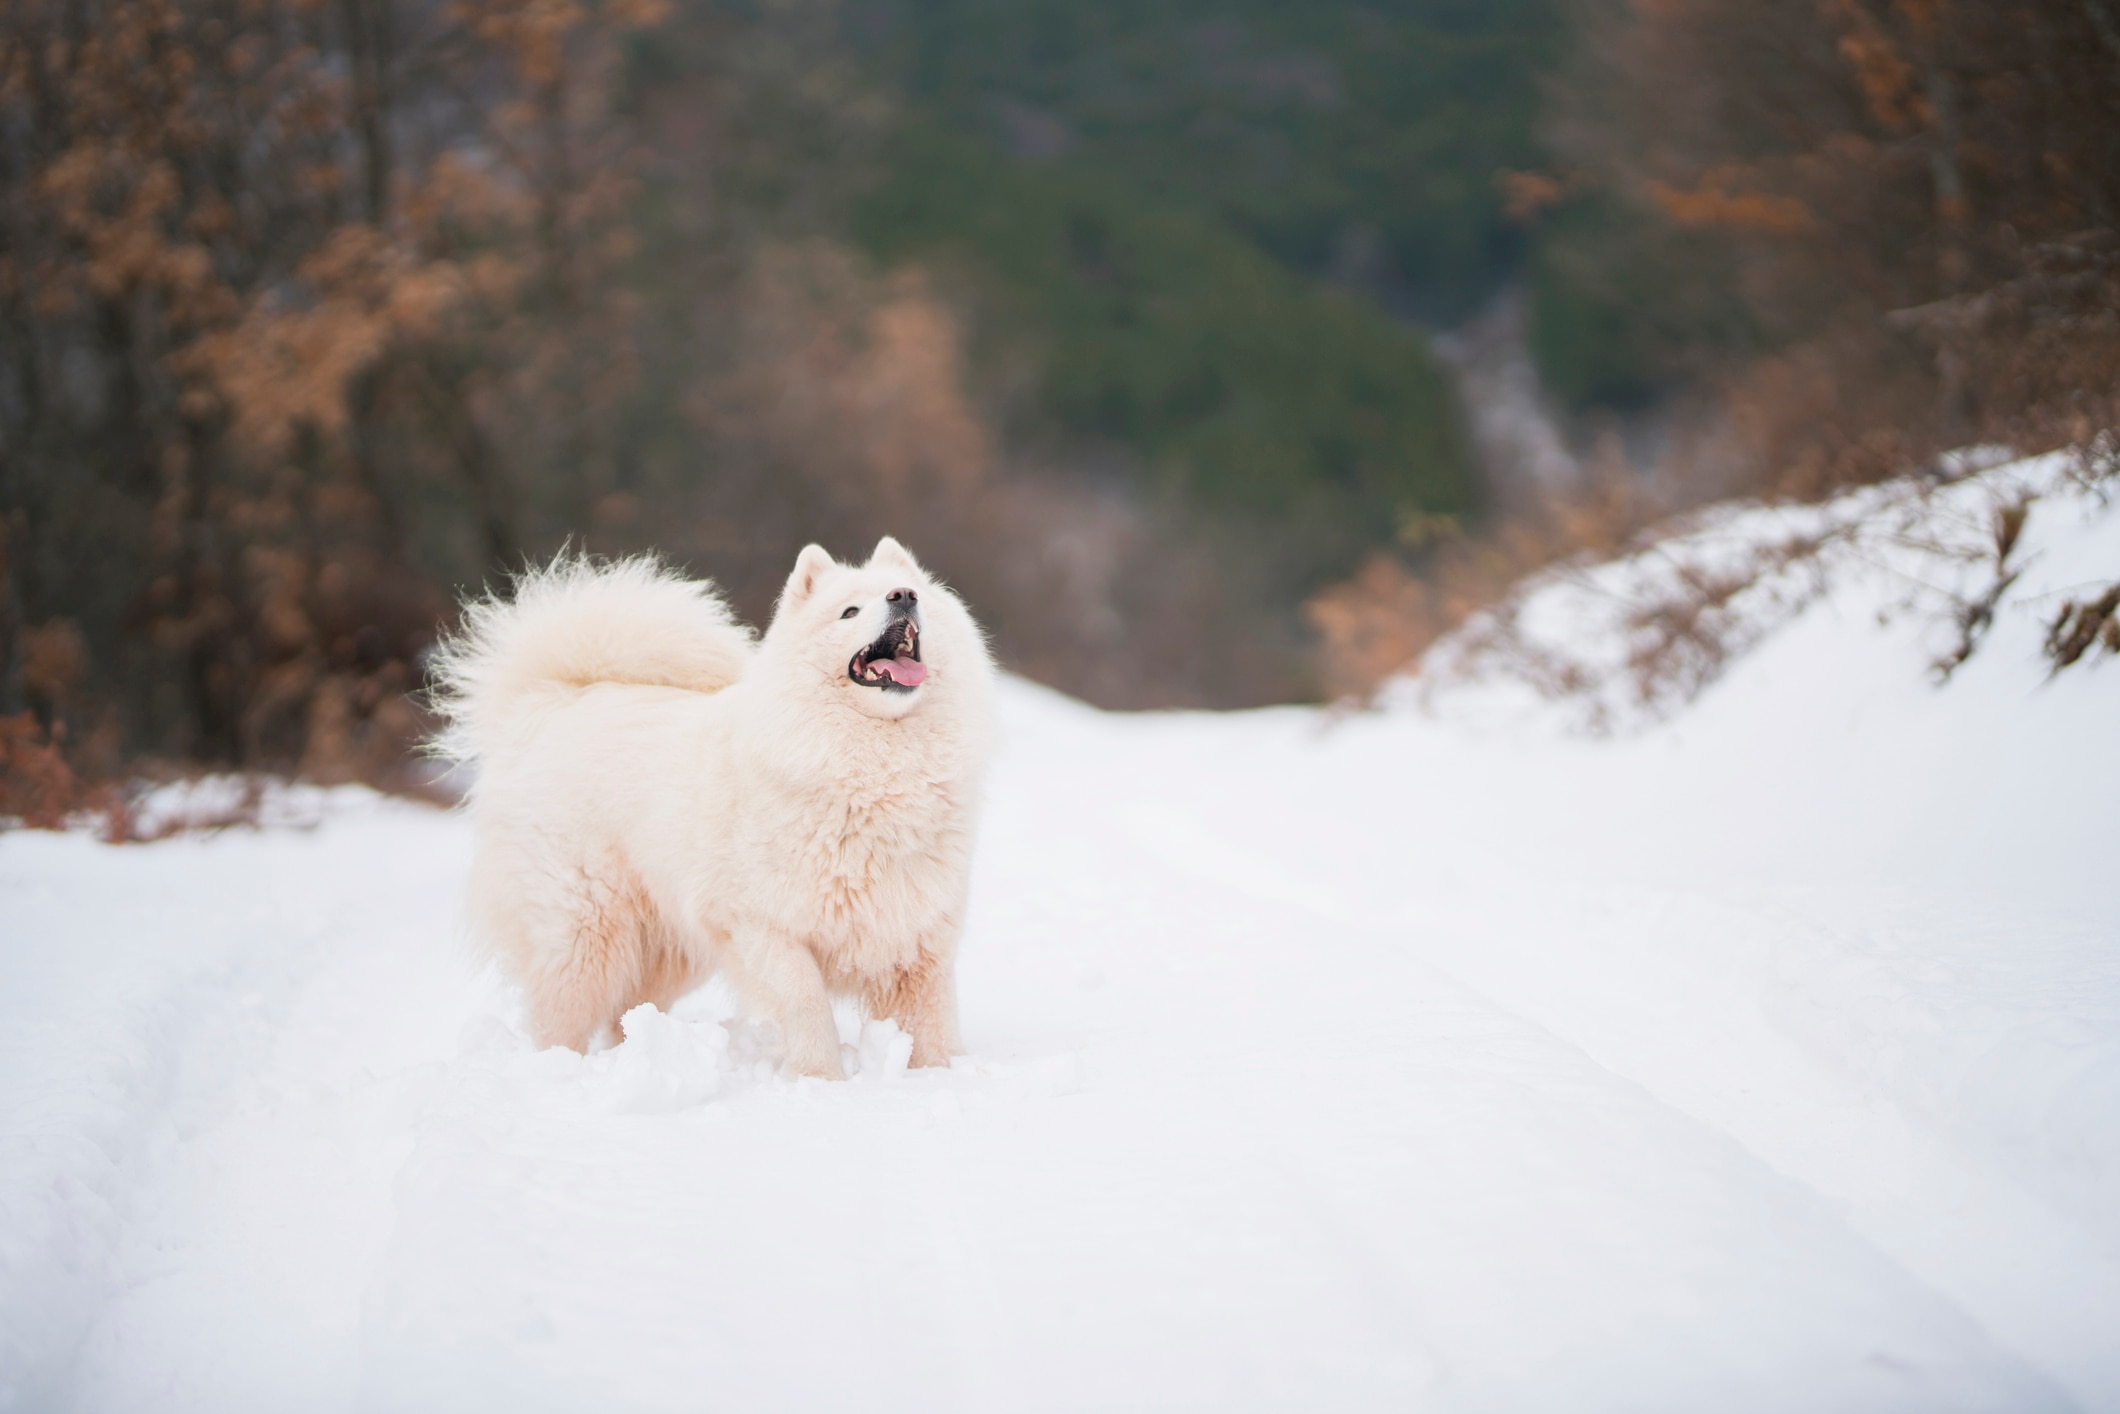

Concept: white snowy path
[[5, 474, 2119, 1412]]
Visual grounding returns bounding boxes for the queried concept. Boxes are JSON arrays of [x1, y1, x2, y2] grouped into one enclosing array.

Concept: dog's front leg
[[726, 924, 845, 1079]]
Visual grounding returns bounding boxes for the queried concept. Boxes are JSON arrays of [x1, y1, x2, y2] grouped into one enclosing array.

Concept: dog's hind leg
[[519, 863, 658, 1052], [862, 944, 960, 1069], [722, 924, 845, 1079], [624, 911, 703, 1015]]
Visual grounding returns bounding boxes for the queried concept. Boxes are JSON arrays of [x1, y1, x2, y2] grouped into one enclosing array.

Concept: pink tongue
[[877, 655, 927, 686]]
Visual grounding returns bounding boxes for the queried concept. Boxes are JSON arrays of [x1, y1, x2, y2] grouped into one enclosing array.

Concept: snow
[[4, 454, 2118, 1412]]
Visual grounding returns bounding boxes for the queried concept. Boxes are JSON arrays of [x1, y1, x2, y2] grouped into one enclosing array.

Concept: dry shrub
[[1308, 459, 1652, 701], [1409, 447, 2114, 732], [0, 720, 382, 839], [0, 713, 99, 829], [1428, 514, 1850, 732], [1716, 333, 1938, 501], [2035, 439, 2120, 675], [99, 774, 307, 843], [2045, 584, 2120, 671]]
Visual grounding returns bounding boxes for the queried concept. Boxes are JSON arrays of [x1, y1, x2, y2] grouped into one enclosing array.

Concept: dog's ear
[[781, 543, 836, 606], [868, 536, 922, 575]]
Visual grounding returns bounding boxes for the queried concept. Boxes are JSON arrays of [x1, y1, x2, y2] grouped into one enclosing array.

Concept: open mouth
[[850, 616, 926, 692]]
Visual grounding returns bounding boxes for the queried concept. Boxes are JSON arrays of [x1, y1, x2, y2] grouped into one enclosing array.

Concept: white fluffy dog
[[430, 538, 995, 1077]]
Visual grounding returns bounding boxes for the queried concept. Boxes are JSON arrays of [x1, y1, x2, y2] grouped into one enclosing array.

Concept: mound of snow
[[1416, 448, 2112, 732]]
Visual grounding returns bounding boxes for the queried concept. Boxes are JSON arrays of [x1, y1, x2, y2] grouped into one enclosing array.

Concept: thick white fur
[[429, 538, 996, 1077]]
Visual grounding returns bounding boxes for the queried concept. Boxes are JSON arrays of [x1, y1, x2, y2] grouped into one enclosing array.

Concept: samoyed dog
[[430, 537, 995, 1078]]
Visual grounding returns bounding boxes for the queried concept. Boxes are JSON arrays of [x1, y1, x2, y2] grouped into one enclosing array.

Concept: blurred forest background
[[3, 0, 2118, 795]]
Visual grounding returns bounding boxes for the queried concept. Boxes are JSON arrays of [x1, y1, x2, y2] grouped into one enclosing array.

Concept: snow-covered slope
[[4, 457, 2117, 1413]]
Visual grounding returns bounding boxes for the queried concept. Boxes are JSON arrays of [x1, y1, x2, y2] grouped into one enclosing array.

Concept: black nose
[[886, 587, 917, 607]]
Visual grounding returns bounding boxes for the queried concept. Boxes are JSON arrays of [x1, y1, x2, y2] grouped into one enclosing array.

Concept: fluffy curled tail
[[427, 553, 753, 764]]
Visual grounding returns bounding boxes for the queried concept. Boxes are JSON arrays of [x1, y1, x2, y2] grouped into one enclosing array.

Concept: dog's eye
[[840, 606, 859, 619]]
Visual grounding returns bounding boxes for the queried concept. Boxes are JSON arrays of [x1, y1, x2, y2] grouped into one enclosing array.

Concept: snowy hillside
[[4, 455, 2118, 1412]]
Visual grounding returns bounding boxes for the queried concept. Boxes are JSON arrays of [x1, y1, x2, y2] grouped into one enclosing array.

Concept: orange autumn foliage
[[0, 0, 665, 783]]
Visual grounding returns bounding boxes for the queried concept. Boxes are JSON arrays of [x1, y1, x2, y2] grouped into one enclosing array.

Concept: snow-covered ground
[[4, 457, 2118, 1413]]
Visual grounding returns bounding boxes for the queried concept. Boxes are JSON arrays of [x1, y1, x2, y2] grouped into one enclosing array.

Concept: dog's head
[[762, 537, 985, 722]]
